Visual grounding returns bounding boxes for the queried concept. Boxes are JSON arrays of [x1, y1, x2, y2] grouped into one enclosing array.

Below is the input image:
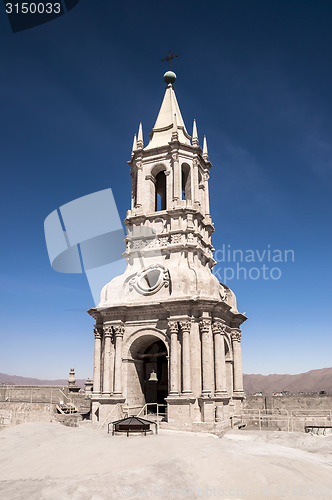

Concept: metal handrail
[[235, 410, 332, 433], [136, 403, 167, 421], [98, 403, 125, 430]]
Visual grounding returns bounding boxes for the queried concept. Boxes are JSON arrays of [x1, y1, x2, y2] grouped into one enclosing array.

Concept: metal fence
[[235, 408, 332, 432], [0, 385, 68, 404]]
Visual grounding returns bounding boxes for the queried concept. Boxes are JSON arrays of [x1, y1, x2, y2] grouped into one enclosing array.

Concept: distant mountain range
[[0, 372, 86, 387], [244, 367, 332, 394], [1, 367, 332, 394]]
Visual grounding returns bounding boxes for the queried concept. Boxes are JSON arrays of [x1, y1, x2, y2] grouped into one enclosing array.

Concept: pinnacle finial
[[192, 119, 199, 146], [203, 135, 209, 160], [162, 50, 178, 85], [137, 122, 143, 149], [163, 71, 177, 85], [132, 133, 137, 154]]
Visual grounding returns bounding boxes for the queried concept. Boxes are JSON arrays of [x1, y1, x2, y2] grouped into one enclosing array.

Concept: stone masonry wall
[[0, 402, 57, 427]]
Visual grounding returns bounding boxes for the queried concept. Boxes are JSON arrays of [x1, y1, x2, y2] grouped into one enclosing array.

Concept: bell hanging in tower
[[148, 369, 158, 382]]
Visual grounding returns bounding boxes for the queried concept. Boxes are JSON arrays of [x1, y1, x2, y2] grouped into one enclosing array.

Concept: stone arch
[[124, 328, 169, 407], [149, 164, 168, 211], [155, 171, 167, 211], [124, 328, 168, 359], [150, 163, 167, 177]]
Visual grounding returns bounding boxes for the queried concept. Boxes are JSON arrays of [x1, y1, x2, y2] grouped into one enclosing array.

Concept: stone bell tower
[[88, 70, 247, 430]]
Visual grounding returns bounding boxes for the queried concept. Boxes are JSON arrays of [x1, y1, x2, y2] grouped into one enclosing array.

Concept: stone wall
[[0, 402, 57, 427], [0, 386, 91, 428]]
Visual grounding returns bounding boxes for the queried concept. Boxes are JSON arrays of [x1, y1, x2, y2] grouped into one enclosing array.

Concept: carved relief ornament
[[128, 264, 170, 295]]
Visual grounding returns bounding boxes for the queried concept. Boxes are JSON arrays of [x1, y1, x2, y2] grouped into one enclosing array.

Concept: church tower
[[88, 70, 247, 430]]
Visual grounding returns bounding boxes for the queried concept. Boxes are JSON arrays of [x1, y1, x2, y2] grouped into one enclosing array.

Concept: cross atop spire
[[161, 50, 179, 71]]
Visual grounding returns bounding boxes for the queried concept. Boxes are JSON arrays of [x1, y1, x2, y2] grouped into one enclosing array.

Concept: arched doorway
[[129, 335, 168, 406]]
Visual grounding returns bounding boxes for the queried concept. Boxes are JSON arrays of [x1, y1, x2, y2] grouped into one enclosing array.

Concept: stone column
[[113, 324, 125, 396], [102, 325, 113, 395], [172, 152, 181, 204], [168, 320, 179, 395], [165, 170, 171, 210], [192, 159, 200, 206], [232, 329, 244, 393], [135, 161, 143, 209], [179, 320, 192, 395], [93, 325, 102, 395], [145, 174, 156, 212], [203, 172, 210, 217], [199, 184, 205, 215], [200, 318, 213, 395], [131, 170, 135, 210], [212, 320, 228, 396]]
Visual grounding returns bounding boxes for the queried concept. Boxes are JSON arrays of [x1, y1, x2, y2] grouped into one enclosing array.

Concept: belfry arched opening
[[129, 336, 168, 406]]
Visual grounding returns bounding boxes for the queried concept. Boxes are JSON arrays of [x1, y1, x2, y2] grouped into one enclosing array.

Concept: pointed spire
[[192, 119, 199, 146], [132, 133, 137, 155], [171, 113, 179, 141], [202, 135, 209, 161], [137, 122, 144, 149], [145, 83, 191, 150]]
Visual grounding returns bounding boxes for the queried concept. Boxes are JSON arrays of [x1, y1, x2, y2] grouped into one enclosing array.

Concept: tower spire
[[137, 122, 143, 149], [145, 74, 191, 150], [202, 135, 209, 161], [192, 119, 199, 146], [131, 134, 137, 155]]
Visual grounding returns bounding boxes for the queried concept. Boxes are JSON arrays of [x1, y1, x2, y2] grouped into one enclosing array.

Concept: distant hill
[[244, 367, 332, 394], [0, 372, 87, 387], [1, 368, 331, 394]]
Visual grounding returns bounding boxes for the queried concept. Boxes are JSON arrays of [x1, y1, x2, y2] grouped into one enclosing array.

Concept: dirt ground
[[1, 421, 332, 499]]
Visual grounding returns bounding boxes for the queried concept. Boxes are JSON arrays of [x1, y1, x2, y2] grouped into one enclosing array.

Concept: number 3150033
[[6, 3, 61, 14]]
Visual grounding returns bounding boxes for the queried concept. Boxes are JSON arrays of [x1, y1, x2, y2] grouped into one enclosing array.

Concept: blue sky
[[0, 0, 331, 379]]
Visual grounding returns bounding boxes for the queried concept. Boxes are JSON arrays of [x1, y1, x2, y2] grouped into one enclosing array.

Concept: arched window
[[182, 164, 191, 200], [155, 171, 167, 211]]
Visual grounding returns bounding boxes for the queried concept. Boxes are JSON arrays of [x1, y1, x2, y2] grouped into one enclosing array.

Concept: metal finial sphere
[[163, 71, 177, 84]]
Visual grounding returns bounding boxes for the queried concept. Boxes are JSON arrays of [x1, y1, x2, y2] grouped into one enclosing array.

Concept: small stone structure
[[84, 378, 93, 397], [88, 72, 247, 429], [67, 368, 80, 393]]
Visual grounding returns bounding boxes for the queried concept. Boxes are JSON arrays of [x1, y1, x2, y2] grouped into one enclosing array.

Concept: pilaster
[[199, 317, 213, 395], [212, 319, 228, 396], [168, 320, 179, 395], [92, 325, 102, 395], [179, 319, 192, 395], [113, 323, 125, 396], [231, 329, 244, 394], [102, 325, 114, 395]]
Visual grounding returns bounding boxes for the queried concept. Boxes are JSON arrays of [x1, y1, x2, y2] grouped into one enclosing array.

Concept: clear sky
[[1, 0, 331, 380]]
